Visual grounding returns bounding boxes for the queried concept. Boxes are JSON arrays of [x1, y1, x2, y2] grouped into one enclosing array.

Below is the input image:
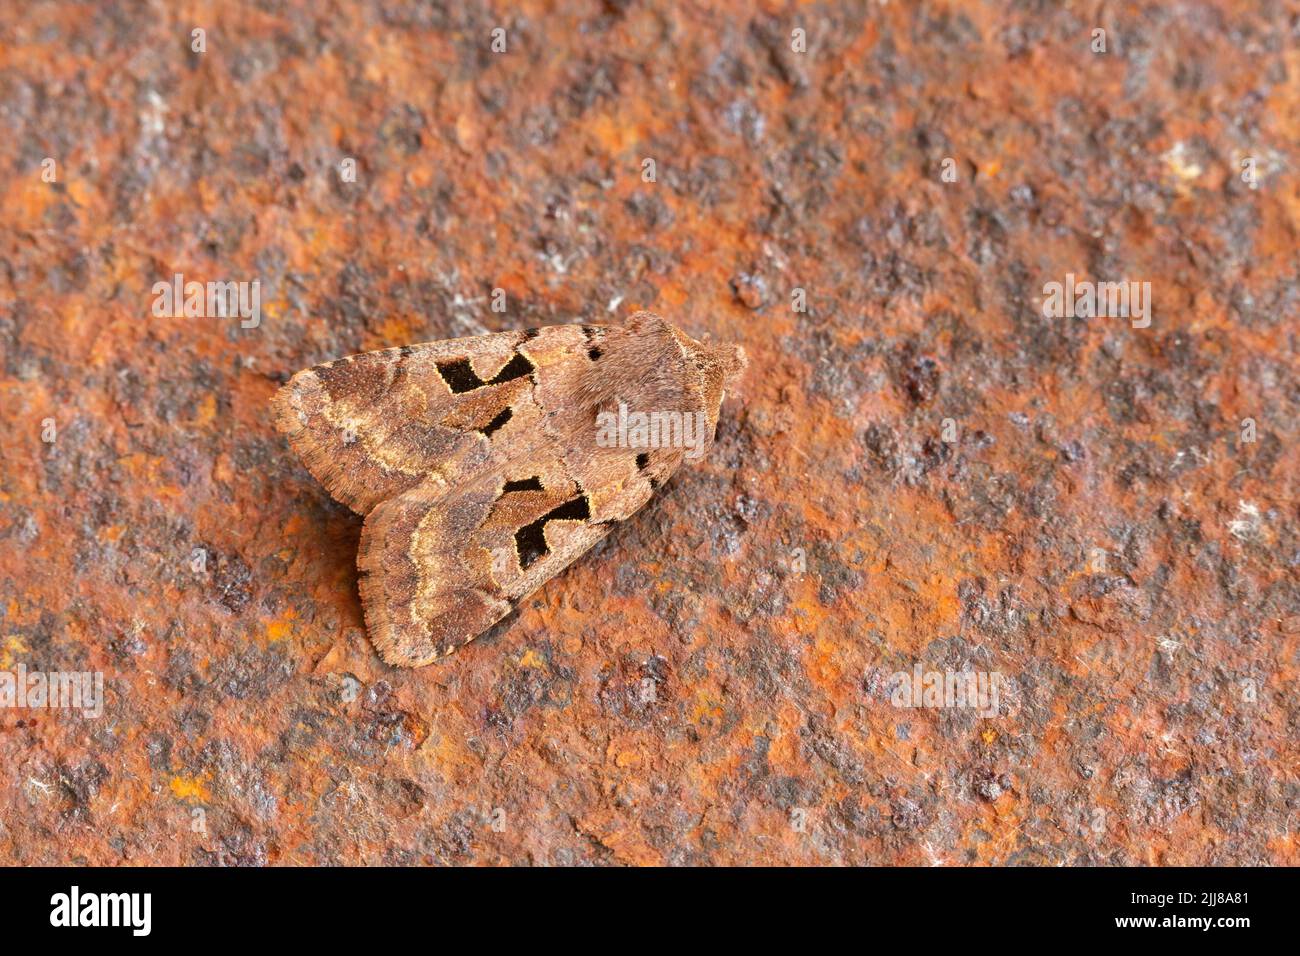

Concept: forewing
[[359, 451, 626, 667], [272, 327, 580, 514]]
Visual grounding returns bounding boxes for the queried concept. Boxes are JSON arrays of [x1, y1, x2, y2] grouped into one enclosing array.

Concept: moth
[[272, 311, 746, 667]]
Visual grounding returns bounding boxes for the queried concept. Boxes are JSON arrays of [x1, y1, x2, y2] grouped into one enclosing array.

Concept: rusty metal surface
[[1, 1, 1297, 865]]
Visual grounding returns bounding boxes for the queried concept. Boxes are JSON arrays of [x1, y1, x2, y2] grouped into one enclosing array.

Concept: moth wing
[[359, 445, 647, 667], [272, 328, 561, 515]]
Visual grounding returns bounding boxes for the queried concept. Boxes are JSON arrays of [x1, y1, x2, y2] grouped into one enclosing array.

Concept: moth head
[[714, 343, 747, 396], [679, 333, 747, 430], [614, 314, 746, 451]]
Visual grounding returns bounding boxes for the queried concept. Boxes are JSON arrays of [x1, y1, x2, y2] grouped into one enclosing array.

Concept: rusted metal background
[[0, 1, 1296, 865]]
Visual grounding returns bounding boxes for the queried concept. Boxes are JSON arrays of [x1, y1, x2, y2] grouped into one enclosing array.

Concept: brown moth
[[272, 311, 746, 667]]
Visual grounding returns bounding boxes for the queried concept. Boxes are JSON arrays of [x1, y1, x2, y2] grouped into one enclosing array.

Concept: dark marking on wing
[[636, 452, 650, 470], [479, 407, 513, 437], [502, 476, 544, 493], [436, 357, 484, 393], [582, 325, 604, 361], [436, 351, 536, 393], [515, 495, 591, 569], [490, 352, 534, 384]]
